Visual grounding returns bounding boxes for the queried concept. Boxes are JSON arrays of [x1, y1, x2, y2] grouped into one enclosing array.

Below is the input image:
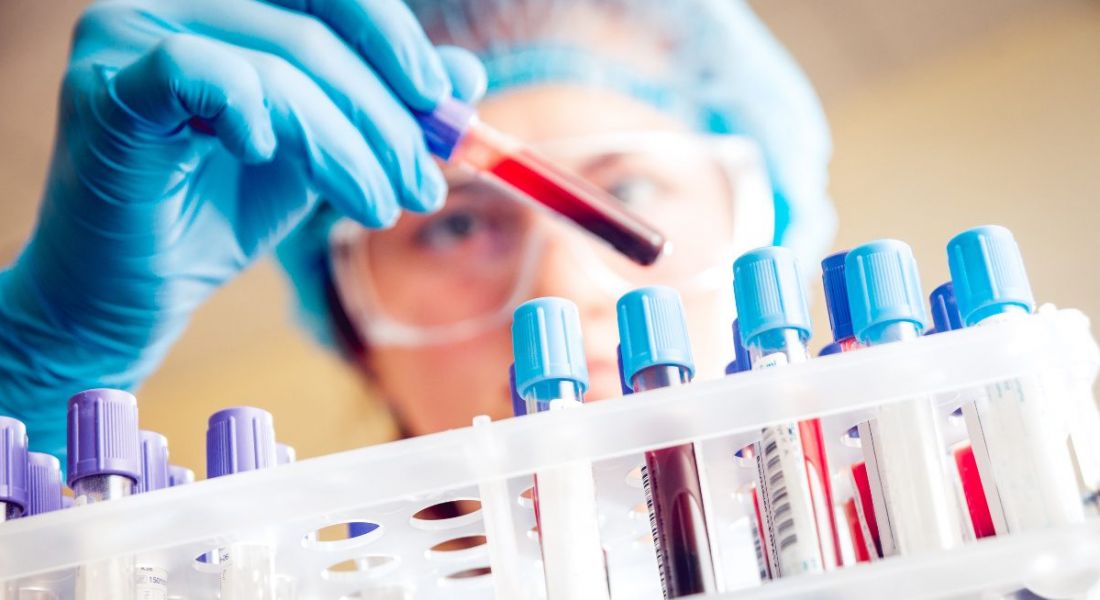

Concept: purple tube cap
[[0, 416, 29, 510], [207, 407, 277, 478], [168, 465, 195, 487], [414, 97, 476, 160], [26, 452, 62, 516], [67, 389, 141, 487], [276, 442, 296, 466], [138, 430, 170, 493]]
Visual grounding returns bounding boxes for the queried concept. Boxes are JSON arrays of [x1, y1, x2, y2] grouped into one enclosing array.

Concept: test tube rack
[[1, 306, 1099, 599]]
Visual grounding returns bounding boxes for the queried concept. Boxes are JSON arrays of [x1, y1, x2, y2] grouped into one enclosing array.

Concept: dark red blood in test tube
[[489, 150, 667, 266], [644, 444, 716, 597], [954, 445, 996, 539]]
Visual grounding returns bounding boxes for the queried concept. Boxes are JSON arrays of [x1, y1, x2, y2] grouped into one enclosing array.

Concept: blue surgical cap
[[276, 0, 836, 349]]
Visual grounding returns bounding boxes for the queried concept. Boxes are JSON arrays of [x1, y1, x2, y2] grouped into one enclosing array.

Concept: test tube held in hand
[[68, 389, 142, 600], [512, 298, 609, 600], [207, 407, 278, 600], [618, 286, 717, 597], [415, 98, 668, 267], [733, 248, 839, 577]]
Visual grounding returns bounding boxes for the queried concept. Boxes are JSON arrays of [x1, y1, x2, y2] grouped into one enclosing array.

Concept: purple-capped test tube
[[168, 465, 195, 487], [67, 389, 142, 600], [276, 443, 296, 466], [136, 431, 171, 600], [1, 416, 29, 521], [207, 407, 278, 600], [26, 452, 63, 516], [68, 389, 141, 503]]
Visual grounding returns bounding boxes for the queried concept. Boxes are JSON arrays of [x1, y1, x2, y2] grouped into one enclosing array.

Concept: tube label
[[135, 565, 168, 600]]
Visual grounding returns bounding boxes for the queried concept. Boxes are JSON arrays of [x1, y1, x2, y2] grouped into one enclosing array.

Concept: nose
[[528, 221, 623, 389]]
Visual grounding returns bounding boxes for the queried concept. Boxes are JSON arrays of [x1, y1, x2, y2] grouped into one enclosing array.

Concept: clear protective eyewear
[[330, 131, 774, 347]]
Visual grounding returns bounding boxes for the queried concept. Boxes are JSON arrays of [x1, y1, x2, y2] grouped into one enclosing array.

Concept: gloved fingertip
[[243, 123, 278, 164], [412, 156, 446, 214], [437, 46, 487, 104]]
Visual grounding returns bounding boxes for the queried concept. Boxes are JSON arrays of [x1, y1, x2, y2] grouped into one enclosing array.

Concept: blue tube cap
[[511, 298, 589, 397], [929, 282, 964, 333], [822, 250, 854, 341], [846, 239, 927, 341], [0, 416, 28, 511], [733, 247, 812, 344], [616, 286, 695, 382], [206, 407, 277, 478], [947, 225, 1034, 326]]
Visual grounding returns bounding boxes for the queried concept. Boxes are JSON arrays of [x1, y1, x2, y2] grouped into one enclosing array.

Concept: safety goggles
[[330, 131, 773, 347]]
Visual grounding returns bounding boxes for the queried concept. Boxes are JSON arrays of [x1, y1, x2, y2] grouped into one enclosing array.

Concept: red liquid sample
[[798, 418, 843, 568], [953, 444, 997, 538], [843, 498, 873, 563], [851, 462, 884, 558], [641, 444, 717, 597], [488, 150, 668, 266]]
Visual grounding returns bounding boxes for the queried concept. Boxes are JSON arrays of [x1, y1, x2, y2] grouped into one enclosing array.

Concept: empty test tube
[[207, 407, 278, 600], [68, 389, 142, 600], [618, 286, 717, 597], [0, 416, 28, 523], [275, 443, 296, 466], [167, 465, 194, 488], [733, 247, 840, 577], [135, 431, 170, 599], [511, 297, 609, 600], [845, 240, 961, 555]]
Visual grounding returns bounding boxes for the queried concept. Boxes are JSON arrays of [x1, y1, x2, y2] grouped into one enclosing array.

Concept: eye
[[605, 175, 661, 210], [415, 209, 485, 251]]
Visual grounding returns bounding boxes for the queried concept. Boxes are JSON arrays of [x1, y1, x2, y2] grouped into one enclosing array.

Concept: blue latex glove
[[0, 0, 488, 456]]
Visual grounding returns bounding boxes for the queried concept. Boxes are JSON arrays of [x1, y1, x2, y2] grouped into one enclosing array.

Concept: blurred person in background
[[0, 0, 833, 458]]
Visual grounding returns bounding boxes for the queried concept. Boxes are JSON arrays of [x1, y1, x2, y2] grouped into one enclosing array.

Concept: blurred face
[[342, 84, 771, 436]]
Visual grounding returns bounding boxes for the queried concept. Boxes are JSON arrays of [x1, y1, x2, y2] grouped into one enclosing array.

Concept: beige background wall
[[1, 1, 1098, 477]]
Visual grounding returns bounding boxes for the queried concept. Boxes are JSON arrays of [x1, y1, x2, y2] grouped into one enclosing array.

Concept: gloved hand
[[0, 0, 487, 455]]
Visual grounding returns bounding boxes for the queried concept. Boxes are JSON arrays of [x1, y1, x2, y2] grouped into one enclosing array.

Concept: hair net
[[275, 0, 835, 350]]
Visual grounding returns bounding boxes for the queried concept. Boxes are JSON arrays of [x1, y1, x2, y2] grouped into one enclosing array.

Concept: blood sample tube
[[733, 247, 839, 578], [617, 286, 716, 597], [415, 98, 668, 266]]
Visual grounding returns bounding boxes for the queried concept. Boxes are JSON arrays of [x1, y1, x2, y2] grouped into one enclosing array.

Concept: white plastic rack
[[1, 307, 1098, 599]]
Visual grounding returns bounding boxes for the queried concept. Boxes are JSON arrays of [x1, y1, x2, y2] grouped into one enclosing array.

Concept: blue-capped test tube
[[929, 282, 963, 335], [207, 407, 278, 600], [0, 416, 28, 523], [68, 389, 142, 600], [947, 226, 1085, 533], [845, 240, 961, 555], [167, 465, 194, 488], [512, 297, 609, 600], [617, 286, 716, 598], [733, 247, 839, 578]]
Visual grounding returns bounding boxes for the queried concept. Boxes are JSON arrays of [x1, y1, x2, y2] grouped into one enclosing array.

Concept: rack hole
[[322, 555, 400, 582], [192, 548, 227, 574], [625, 465, 644, 489], [410, 498, 482, 530], [629, 502, 649, 520], [302, 521, 382, 551], [443, 566, 492, 581], [429, 534, 488, 555], [527, 525, 540, 541], [517, 486, 535, 508]]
